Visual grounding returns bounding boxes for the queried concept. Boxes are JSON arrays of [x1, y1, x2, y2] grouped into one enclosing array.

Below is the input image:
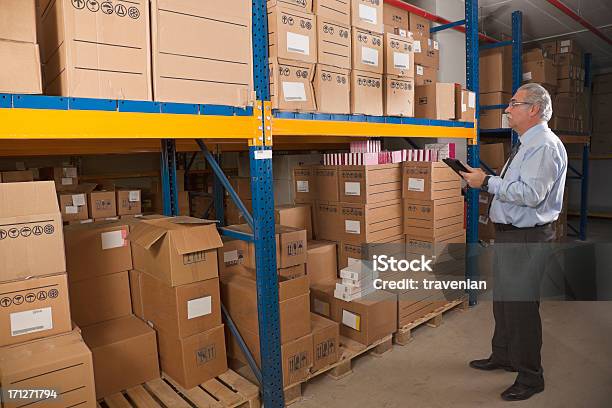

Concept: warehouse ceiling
[[476, 0, 612, 71]]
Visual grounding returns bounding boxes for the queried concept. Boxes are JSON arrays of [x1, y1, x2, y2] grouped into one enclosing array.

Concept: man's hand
[[460, 164, 487, 189]]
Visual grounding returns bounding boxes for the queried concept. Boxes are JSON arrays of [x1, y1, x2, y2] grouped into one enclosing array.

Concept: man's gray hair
[[517, 83, 553, 122]]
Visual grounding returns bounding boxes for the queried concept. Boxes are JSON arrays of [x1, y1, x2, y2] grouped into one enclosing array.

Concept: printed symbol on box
[[48, 289, 59, 299], [13, 295, 24, 305], [44, 224, 55, 235], [0, 297, 11, 307], [0, 230, 6, 240], [86, 0, 99, 12], [8, 228, 19, 239], [20, 227, 32, 237], [37, 291, 47, 301], [72, 0, 85, 9], [25, 293, 36, 303], [101, 2, 113, 14], [32, 225, 43, 236], [128, 6, 140, 19], [115, 4, 127, 17]]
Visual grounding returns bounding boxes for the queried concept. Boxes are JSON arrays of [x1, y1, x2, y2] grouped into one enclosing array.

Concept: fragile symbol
[[33, 226, 43, 236], [20, 227, 32, 237], [115, 4, 127, 17], [37, 291, 48, 301], [128, 6, 140, 19], [86, 0, 100, 12], [44, 224, 55, 235], [72, 0, 85, 9], [13, 295, 24, 305], [101, 1, 113, 14], [8, 228, 19, 239], [48, 289, 59, 299], [0, 230, 6, 240], [0, 297, 11, 307], [25, 293, 36, 303]]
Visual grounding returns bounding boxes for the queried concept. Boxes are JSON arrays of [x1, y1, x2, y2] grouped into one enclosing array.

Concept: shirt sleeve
[[488, 145, 560, 208]]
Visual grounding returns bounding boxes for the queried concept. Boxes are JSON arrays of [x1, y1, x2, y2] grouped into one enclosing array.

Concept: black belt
[[494, 222, 552, 232]]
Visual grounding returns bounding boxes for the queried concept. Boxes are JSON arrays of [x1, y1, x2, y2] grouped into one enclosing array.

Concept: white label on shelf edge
[[342, 310, 361, 331], [187, 296, 212, 320], [416, 65, 424, 76], [283, 82, 307, 101], [224, 250, 239, 263], [361, 47, 379, 66], [101, 230, 126, 250], [345, 220, 361, 234], [358, 4, 377, 24], [344, 182, 361, 196], [296, 180, 309, 193], [393, 52, 409, 69], [72, 194, 86, 206], [10, 307, 53, 337], [129, 191, 140, 202], [286, 32, 310, 55], [254, 150, 273, 160], [408, 178, 425, 192], [65, 206, 78, 214], [413, 40, 421, 53]]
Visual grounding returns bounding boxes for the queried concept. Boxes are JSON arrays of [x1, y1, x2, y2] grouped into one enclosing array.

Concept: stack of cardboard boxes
[[479, 46, 512, 129], [0, 181, 96, 404], [591, 73, 612, 154]]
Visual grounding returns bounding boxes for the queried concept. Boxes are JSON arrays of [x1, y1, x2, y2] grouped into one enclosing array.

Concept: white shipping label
[[296, 180, 309, 193], [187, 296, 212, 320], [501, 113, 510, 128], [287, 32, 310, 55], [361, 47, 379, 66], [560, 46, 569, 53], [313, 298, 330, 316], [347, 257, 360, 266], [462, 104, 467, 113], [433, 40, 439, 50], [523, 72, 532, 81], [224, 250, 238, 263], [64, 167, 77, 178], [342, 310, 361, 331], [358, 4, 377, 24], [129, 190, 140, 202], [72, 194, 86, 206], [345, 182, 361, 196], [61, 178, 73, 185], [345, 220, 361, 234], [65, 206, 78, 214], [408, 178, 425, 192], [10, 307, 53, 337], [468, 92, 476, 109], [283, 82, 307, 101], [416, 65, 424, 76], [393, 52, 410, 69], [101, 230, 126, 250], [560, 40, 570, 47], [413, 40, 421, 53]]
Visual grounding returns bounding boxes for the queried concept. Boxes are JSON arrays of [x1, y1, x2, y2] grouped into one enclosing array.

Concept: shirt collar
[[519, 122, 548, 146]]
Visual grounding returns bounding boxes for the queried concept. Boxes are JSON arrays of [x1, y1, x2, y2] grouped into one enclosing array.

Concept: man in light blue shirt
[[461, 83, 567, 401]]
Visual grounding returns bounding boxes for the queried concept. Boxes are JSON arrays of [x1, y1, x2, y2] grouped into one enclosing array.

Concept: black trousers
[[491, 223, 556, 388]]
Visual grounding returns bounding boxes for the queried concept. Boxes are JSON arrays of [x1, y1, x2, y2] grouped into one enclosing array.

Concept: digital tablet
[[443, 158, 469, 177]]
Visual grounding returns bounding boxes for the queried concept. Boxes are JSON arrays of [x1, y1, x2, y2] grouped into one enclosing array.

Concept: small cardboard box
[[82, 315, 160, 399], [314, 165, 340, 202], [460, 89, 477, 122], [39, 166, 78, 189], [338, 199, 404, 244], [0, 170, 34, 183], [88, 190, 117, 219], [130, 270, 222, 339], [409, 13, 430, 42], [352, 28, 384, 74], [275, 204, 313, 240], [129, 217, 222, 287], [402, 161, 462, 200], [338, 235, 405, 270], [415, 83, 456, 120], [383, 2, 409, 32], [217, 238, 250, 276], [157, 324, 228, 389], [0, 273, 71, 347], [317, 19, 351, 69], [337, 164, 402, 204], [269, 58, 316, 111], [351, 0, 384, 33], [294, 165, 317, 203], [384, 33, 414, 77], [268, 4, 317, 63], [306, 240, 338, 286], [0, 328, 96, 407], [59, 191, 90, 222], [0, 0, 37, 43], [403, 196, 465, 239], [64, 221, 132, 282], [523, 60, 557, 87], [69, 271, 133, 328], [0, 181, 65, 281], [314, 0, 350, 25], [116, 190, 142, 216], [414, 64, 436, 86], [351, 70, 384, 116], [384, 75, 415, 117], [314, 64, 351, 114], [480, 46, 512, 93], [268, 0, 313, 13], [0, 40, 42, 94], [311, 313, 340, 372]]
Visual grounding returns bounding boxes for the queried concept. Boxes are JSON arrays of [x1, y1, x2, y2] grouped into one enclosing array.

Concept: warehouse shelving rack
[[0, 1, 489, 406]]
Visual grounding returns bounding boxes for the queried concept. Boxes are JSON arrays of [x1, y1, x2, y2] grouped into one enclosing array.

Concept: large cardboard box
[[337, 199, 404, 244], [480, 46, 512, 93], [306, 240, 338, 286], [88, 190, 117, 219], [151, 0, 254, 106], [403, 196, 464, 239], [38, 0, 151, 99], [479, 92, 511, 129], [402, 161, 462, 200], [415, 64, 436, 86], [523, 60, 557, 87], [268, 4, 317, 63], [351, 70, 384, 115], [337, 164, 402, 204], [69, 272, 132, 328], [116, 190, 142, 216], [352, 28, 384, 74], [314, 165, 340, 202], [317, 19, 351, 69], [0, 0, 37, 43], [409, 13, 430, 43], [0, 181, 65, 281], [130, 270, 221, 338], [338, 234, 405, 270], [384, 75, 415, 117], [311, 313, 339, 372], [314, 65, 351, 114], [384, 33, 414, 77], [415, 83, 456, 120], [314, 0, 350, 25], [82, 315, 159, 399], [217, 238, 250, 276], [383, 3, 409, 33], [0, 273, 71, 347], [0, 40, 42, 94], [0, 170, 34, 183], [275, 204, 313, 240], [294, 165, 317, 203], [351, 0, 384, 33], [39, 166, 78, 189], [129, 217, 222, 287], [0, 329, 96, 408], [64, 221, 132, 282], [157, 324, 228, 389], [270, 58, 316, 111]]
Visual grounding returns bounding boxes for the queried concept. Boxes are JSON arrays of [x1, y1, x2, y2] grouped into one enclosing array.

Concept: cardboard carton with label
[[268, 4, 317, 63], [385, 75, 415, 117], [270, 58, 316, 111], [294, 165, 317, 203], [116, 190, 142, 216], [337, 163, 402, 204], [352, 28, 384, 74], [384, 33, 414, 77], [383, 3, 409, 33], [314, 0, 350, 25], [351, 70, 384, 115], [338, 199, 404, 244], [414, 64, 436, 86], [415, 83, 456, 120], [317, 19, 351, 69], [338, 235, 405, 270], [402, 161, 461, 200], [351, 0, 384, 33], [314, 64, 351, 114], [403, 196, 464, 239], [311, 312, 340, 371]]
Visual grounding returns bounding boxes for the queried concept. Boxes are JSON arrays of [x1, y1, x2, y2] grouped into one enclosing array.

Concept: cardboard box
[[405, 229, 466, 261], [480, 143, 507, 169], [269, 0, 313, 13], [351, 0, 384, 33], [157, 324, 227, 389], [541, 41, 557, 56], [0, 273, 71, 347], [82, 315, 159, 399], [38, 0, 151, 99], [314, 0, 350, 25], [554, 52, 582, 67], [129, 217, 222, 287], [384, 75, 415, 116], [275, 204, 313, 240], [64, 221, 132, 282], [523, 60, 557, 87], [557, 64, 576, 80], [338, 199, 404, 244], [279, 263, 307, 279], [352, 28, 384, 74], [0, 170, 34, 183], [151, 0, 253, 106], [0, 181, 65, 281], [310, 283, 335, 318], [87, 190, 117, 219], [313, 201, 341, 242], [0, 0, 37, 43], [409, 13, 430, 42], [338, 234, 405, 270], [268, 5, 317, 63], [311, 313, 339, 372], [39, 167, 78, 189], [0, 40, 42, 94], [557, 39, 581, 56], [415, 83, 456, 120], [480, 46, 512, 93], [317, 19, 351, 69], [337, 164, 402, 204], [402, 161, 461, 200], [522, 48, 550, 62], [0, 329, 96, 408], [479, 92, 511, 129], [460, 89, 477, 122], [130, 270, 221, 338], [403, 196, 464, 239], [384, 33, 414, 77], [217, 238, 250, 276], [306, 240, 338, 286], [58, 189, 91, 222], [314, 165, 340, 202], [314, 64, 351, 114], [116, 190, 142, 216], [414, 64, 436, 86], [558, 78, 579, 94], [383, 3, 409, 32], [294, 165, 316, 203], [270, 58, 316, 111], [351, 70, 383, 115], [69, 272, 132, 328]]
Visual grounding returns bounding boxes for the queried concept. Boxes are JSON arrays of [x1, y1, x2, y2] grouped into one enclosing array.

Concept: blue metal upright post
[[160, 139, 179, 216], [511, 11, 523, 146], [213, 151, 225, 226], [465, 0, 480, 306]]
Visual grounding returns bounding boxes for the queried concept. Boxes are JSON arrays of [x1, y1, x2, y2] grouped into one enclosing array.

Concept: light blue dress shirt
[[488, 122, 568, 228]]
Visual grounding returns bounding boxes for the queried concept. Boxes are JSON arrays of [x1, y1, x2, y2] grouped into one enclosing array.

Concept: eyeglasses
[[508, 101, 533, 108]]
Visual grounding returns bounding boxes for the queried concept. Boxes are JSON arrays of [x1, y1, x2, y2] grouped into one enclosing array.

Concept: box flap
[[170, 223, 223, 255], [128, 223, 168, 250], [0, 181, 59, 217]]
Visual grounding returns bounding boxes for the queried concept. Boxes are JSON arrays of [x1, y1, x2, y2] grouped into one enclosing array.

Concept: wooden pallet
[[393, 295, 469, 346], [97, 369, 260, 408]]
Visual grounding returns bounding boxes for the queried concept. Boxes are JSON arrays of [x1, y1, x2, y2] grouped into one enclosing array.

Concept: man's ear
[[530, 104, 540, 118]]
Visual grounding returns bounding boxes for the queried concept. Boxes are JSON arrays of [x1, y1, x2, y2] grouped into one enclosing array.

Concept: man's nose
[[504, 105, 511, 114]]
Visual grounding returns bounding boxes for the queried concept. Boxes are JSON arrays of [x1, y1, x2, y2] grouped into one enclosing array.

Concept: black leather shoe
[[469, 358, 517, 372], [501, 382, 544, 401]]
